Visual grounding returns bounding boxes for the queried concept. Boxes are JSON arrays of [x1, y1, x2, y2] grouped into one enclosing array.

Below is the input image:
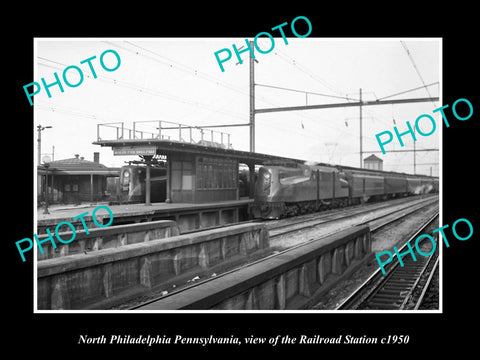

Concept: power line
[[37, 52, 350, 147], [272, 47, 348, 98], [37, 56, 250, 123], [377, 82, 439, 101], [255, 83, 357, 101], [107, 41, 252, 98], [400, 41, 437, 107], [114, 41, 375, 146]]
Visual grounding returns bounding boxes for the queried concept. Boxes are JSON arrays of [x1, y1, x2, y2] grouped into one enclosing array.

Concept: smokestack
[[93, 152, 100, 164]]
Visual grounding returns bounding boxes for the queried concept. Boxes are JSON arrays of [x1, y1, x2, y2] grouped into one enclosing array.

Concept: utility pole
[[249, 40, 255, 153], [359, 88, 363, 168], [413, 127, 416, 174], [144, 155, 152, 206]]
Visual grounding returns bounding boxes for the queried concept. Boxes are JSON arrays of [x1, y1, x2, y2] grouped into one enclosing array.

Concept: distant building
[[363, 154, 383, 171], [38, 152, 120, 204]]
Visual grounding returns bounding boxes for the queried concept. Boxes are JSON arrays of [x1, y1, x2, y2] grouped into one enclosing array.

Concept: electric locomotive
[[251, 161, 438, 219], [251, 162, 350, 218]]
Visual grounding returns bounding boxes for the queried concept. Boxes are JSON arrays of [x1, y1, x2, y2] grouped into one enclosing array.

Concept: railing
[[97, 120, 232, 149]]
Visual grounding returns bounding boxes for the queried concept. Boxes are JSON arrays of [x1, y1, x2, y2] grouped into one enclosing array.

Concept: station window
[[171, 161, 193, 190], [197, 157, 237, 189]]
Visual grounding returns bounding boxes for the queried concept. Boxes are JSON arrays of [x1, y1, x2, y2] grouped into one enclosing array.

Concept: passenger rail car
[[251, 162, 438, 219]]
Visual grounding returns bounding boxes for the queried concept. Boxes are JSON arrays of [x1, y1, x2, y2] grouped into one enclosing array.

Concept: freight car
[[250, 162, 438, 219]]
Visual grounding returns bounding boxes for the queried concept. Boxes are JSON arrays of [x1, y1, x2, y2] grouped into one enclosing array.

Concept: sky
[[34, 38, 440, 176]]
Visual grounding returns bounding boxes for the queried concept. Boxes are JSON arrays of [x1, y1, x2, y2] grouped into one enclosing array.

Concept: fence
[[97, 120, 232, 149]]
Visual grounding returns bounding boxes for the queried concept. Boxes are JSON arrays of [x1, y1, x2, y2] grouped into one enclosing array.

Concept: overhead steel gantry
[[198, 41, 440, 170], [250, 42, 439, 170]]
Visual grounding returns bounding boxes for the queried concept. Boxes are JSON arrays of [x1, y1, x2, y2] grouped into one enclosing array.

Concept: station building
[[37, 153, 120, 205], [94, 120, 300, 206]]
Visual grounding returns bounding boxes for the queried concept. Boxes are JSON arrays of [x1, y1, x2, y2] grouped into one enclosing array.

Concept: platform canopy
[[93, 120, 302, 165], [93, 138, 303, 165], [93, 121, 306, 205]]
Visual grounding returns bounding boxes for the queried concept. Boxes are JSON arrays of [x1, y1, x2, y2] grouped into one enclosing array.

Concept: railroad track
[[269, 195, 438, 239], [336, 212, 439, 310], [181, 194, 437, 237], [267, 194, 435, 229], [128, 197, 438, 310], [413, 257, 439, 310]]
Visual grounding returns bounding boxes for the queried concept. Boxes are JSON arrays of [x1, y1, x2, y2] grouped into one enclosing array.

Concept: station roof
[[47, 154, 107, 170], [364, 154, 383, 163], [93, 139, 302, 165], [38, 154, 120, 176]]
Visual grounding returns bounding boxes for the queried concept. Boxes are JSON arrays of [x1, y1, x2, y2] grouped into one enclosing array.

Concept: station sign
[[113, 146, 157, 156]]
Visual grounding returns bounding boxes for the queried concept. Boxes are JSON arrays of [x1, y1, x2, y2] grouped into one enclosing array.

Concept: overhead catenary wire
[[112, 40, 395, 146], [36, 40, 439, 175], [37, 53, 350, 146], [272, 46, 348, 98], [400, 41, 437, 108], [36, 57, 352, 149], [115, 41, 363, 144], [36, 57, 250, 124], [255, 83, 358, 101], [377, 82, 439, 101]]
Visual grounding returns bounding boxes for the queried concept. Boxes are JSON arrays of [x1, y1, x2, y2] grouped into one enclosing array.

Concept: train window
[[339, 173, 349, 188]]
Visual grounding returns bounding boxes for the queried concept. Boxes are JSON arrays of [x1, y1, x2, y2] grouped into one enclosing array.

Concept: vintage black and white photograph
[[32, 37, 443, 312]]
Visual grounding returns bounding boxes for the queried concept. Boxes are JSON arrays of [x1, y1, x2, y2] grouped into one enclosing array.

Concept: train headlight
[[122, 170, 130, 186], [262, 171, 271, 191], [263, 172, 270, 182]]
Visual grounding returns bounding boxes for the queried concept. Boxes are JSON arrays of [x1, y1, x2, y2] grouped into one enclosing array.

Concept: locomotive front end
[[119, 166, 142, 202], [250, 166, 286, 219]]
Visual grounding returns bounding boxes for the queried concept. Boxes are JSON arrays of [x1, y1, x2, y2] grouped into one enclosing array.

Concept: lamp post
[[43, 161, 50, 214], [37, 125, 52, 165]]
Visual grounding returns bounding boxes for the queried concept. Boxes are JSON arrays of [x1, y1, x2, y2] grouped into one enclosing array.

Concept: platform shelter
[[94, 120, 300, 205]]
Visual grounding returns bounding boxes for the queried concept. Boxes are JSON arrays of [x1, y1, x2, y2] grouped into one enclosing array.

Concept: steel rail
[[336, 212, 439, 310], [129, 199, 438, 310], [270, 196, 438, 239], [413, 256, 440, 310]]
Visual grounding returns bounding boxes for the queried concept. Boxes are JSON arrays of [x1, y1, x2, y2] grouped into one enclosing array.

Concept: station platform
[[37, 199, 253, 234]]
